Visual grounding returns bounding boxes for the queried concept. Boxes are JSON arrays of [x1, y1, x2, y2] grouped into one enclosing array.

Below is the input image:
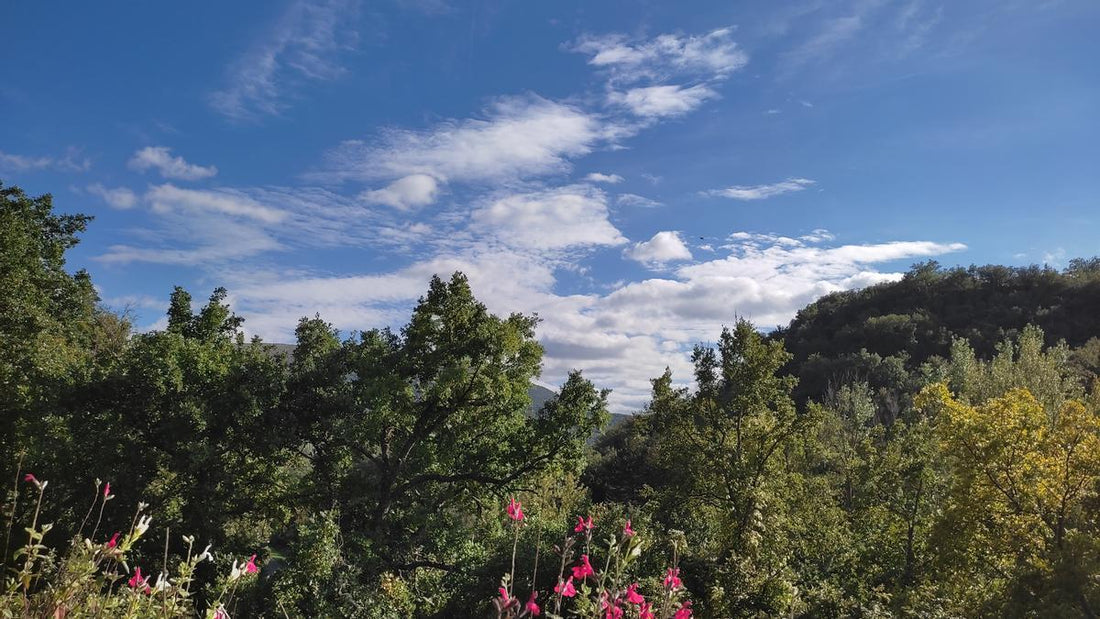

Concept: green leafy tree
[[643, 320, 812, 616], [0, 182, 98, 457], [278, 273, 608, 614]]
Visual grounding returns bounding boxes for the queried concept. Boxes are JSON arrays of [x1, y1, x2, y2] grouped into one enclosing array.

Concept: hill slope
[[776, 259, 1100, 401]]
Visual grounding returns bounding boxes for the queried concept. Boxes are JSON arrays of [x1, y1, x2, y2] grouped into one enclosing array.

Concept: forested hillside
[[5, 181, 1100, 617], [775, 261, 1100, 405]]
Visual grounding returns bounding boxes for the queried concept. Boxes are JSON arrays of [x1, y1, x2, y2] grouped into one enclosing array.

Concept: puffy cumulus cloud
[[209, 0, 359, 121], [316, 96, 608, 185], [584, 172, 624, 184], [704, 177, 815, 200], [129, 147, 218, 181], [609, 84, 717, 118], [570, 26, 747, 85], [471, 185, 627, 250], [624, 231, 693, 266], [86, 183, 138, 209], [358, 174, 440, 210], [215, 228, 965, 413]]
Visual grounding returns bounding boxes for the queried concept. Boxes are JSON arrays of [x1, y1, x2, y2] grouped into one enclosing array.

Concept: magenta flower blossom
[[103, 482, 110, 497], [245, 554, 259, 574], [639, 602, 655, 619], [495, 587, 519, 612], [525, 591, 541, 616], [573, 515, 594, 533], [571, 554, 595, 580], [554, 576, 577, 598], [506, 496, 525, 522], [674, 600, 693, 618], [600, 593, 624, 619], [625, 583, 645, 605], [106, 532, 120, 549], [663, 567, 682, 590], [623, 519, 635, 537], [23, 473, 37, 484], [128, 567, 150, 592]]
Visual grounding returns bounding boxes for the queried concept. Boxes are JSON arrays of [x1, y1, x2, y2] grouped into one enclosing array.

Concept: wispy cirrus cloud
[[704, 177, 816, 201], [129, 147, 218, 181], [0, 147, 90, 173], [569, 26, 747, 85], [570, 26, 746, 121], [616, 193, 662, 208], [315, 95, 612, 192], [209, 0, 360, 122], [86, 183, 138, 209]]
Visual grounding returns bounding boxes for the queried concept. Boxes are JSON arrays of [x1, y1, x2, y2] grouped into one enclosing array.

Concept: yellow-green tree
[[920, 383, 1100, 615]]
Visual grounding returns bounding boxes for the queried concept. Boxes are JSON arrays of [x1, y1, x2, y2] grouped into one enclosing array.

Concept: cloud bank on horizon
[[4, 0, 1097, 411]]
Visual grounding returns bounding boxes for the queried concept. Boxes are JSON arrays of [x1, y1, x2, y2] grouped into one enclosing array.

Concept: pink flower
[[23, 473, 37, 484], [625, 583, 645, 605], [496, 587, 519, 611], [600, 593, 624, 619], [506, 497, 525, 522], [128, 567, 150, 592], [663, 567, 682, 590], [103, 482, 111, 497], [574, 515, 594, 533], [525, 591, 540, 616], [623, 520, 635, 537], [674, 600, 693, 619], [244, 554, 259, 574], [639, 602, 655, 619], [554, 576, 577, 598], [106, 532, 120, 549], [571, 554, 595, 580], [213, 607, 229, 619]]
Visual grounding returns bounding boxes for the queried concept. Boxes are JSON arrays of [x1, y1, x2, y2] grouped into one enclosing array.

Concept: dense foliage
[[4, 181, 1100, 617]]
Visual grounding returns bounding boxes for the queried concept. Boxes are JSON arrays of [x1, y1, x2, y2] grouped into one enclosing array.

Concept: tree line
[[4, 181, 1100, 616]]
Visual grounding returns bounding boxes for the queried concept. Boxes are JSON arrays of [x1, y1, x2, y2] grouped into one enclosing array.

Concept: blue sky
[[3, 0, 1098, 411]]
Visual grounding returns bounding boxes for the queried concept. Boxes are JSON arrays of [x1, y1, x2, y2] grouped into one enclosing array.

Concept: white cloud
[[86, 183, 138, 209], [359, 174, 440, 210], [209, 0, 359, 121], [219, 229, 966, 413], [471, 185, 627, 250], [317, 95, 608, 185], [570, 26, 748, 85], [584, 172, 624, 184], [609, 84, 717, 118], [616, 193, 662, 208], [783, 15, 865, 74], [705, 177, 815, 201], [0, 148, 90, 173], [146, 184, 285, 223], [129, 147, 218, 181], [0, 151, 52, 171], [624, 231, 693, 266]]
